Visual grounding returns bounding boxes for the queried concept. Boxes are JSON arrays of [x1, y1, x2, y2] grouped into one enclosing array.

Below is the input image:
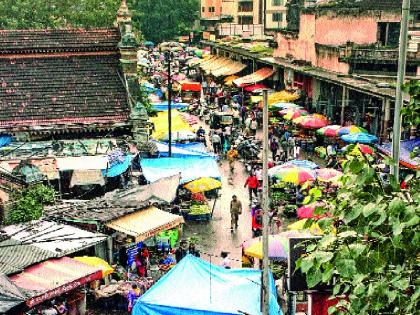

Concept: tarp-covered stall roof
[[10, 257, 102, 308], [0, 274, 26, 313], [105, 206, 184, 242], [56, 156, 109, 170], [233, 67, 275, 87], [134, 254, 281, 315], [140, 157, 221, 184]]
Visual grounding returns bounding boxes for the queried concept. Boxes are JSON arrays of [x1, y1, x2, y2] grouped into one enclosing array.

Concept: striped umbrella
[[272, 167, 315, 185], [337, 125, 368, 136], [316, 125, 342, 137], [317, 168, 343, 183], [293, 115, 329, 129]]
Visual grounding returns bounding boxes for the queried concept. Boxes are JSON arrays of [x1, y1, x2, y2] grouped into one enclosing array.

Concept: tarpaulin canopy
[[134, 255, 281, 315], [233, 67, 275, 87], [376, 138, 419, 170], [70, 169, 105, 187], [56, 156, 108, 171], [181, 81, 201, 92], [153, 141, 216, 158], [10, 257, 102, 308], [211, 60, 247, 77], [103, 154, 133, 178], [105, 206, 184, 242], [0, 135, 12, 148], [150, 110, 195, 141], [141, 157, 221, 184], [0, 274, 26, 313], [73, 257, 114, 277], [152, 102, 190, 111]]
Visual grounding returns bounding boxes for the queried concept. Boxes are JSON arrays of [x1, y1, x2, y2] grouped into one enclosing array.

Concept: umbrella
[[316, 125, 342, 137], [144, 41, 155, 47], [341, 132, 378, 144], [243, 231, 310, 260], [297, 202, 328, 219], [283, 159, 319, 169], [337, 125, 367, 136], [280, 109, 308, 120], [272, 167, 315, 185], [316, 168, 343, 183], [294, 115, 329, 129], [184, 177, 222, 193], [268, 91, 300, 105], [271, 102, 301, 109], [344, 143, 375, 156], [244, 83, 268, 92], [74, 256, 114, 277], [288, 219, 324, 235]]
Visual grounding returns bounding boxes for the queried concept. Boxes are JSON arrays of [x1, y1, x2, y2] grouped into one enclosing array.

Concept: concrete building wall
[[201, 0, 222, 19], [266, 0, 288, 30], [222, 0, 238, 22]]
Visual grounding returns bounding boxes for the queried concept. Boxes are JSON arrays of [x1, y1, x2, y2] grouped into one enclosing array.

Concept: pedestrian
[[134, 252, 146, 277], [222, 103, 229, 112], [227, 146, 239, 173], [240, 105, 247, 125], [252, 209, 263, 237], [175, 240, 189, 263], [202, 80, 208, 95], [244, 173, 260, 201], [250, 118, 258, 136], [270, 137, 279, 160], [220, 251, 231, 269], [127, 283, 141, 314], [230, 195, 242, 232], [159, 252, 175, 272], [293, 140, 301, 159], [188, 243, 200, 257], [211, 132, 222, 154], [254, 166, 263, 187]]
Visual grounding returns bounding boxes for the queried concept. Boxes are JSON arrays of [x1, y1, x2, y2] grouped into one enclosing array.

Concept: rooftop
[[304, 0, 420, 12]]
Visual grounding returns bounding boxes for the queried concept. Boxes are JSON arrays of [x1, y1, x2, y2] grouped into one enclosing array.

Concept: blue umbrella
[[283, 159, 319, 169], [144, 41, 155, 47], [341, 132, 378, 144], [271, 102, 302, 109]]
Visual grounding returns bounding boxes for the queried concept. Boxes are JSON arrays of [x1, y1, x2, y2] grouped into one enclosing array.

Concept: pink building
[[201, 0, 222, 19], [275, 2, 420, 76]]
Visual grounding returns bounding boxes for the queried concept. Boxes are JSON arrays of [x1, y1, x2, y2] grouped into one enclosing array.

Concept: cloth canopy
[[70, 169, 105, 187], [56, 156, 108, 171], [376, 138, 419, 170], [233, 67, 275, 87], [153, 141, 216, 158], [141, 157, 221, 184], [73, 257, 114, 277], [134, 255, 281, 315], [10, 257, 102, 308], [105, 206, 184, 242], [212, 60, 247, 77]]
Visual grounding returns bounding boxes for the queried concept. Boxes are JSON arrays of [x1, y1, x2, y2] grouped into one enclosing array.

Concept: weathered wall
[[201, 0, 222, 19], [316, 46, 350, 73]]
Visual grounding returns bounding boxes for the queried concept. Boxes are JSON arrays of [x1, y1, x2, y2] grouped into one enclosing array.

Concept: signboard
[[209, 34, 216, 41]]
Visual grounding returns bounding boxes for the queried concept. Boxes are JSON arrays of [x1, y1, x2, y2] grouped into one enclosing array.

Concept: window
[[202, 7, 205, 13], [378, 22, 400, 47], [272, 0, 283, 6], [209, 6, 215, 13], [416, 13, 420, 22], [239, 16, 253, 25], [272, 13, 283, 22]]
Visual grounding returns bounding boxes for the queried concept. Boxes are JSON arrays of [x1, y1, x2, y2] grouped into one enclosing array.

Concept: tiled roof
[[0, 239, 54, 275], [44, 199, 153, 224], [0, 54, 129, 129], [0, 29, 121, 54]]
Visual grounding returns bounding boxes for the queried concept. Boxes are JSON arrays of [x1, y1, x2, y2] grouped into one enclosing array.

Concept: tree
[[0, 0, 121, 29], [6, 184, 55, 224], [128, 0, 200, 43], [296, 155, 419, 314]]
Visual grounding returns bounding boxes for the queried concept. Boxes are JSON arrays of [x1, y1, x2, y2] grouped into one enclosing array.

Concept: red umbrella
[[357, 144, 374, 155], [244, 83, 268, 92]]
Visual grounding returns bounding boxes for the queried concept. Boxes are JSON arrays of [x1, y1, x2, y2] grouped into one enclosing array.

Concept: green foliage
[[0, 0, 120, 29], [296, 158, 420, 315], [128, 0, 199, 43], [7, 184, 55, 225], [402, 80, 420, 127]]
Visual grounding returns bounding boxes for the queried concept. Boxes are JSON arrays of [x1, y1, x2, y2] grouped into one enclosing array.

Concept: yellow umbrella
[[287, 219, 324, 235], [224, 75, 240, 86], [74, 256, 114, 277], [268, 91, 300, 105], [184, 177, 221, 193]]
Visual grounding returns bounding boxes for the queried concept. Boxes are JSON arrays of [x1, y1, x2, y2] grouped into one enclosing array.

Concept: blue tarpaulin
[[134, 255, 281, 315], [152, 102, 189, 111], [0, 135, 12, 148], [141, 157, 220, 184], [376, 138, 419, 170], [103, 155, 133, 177], [153, 141, 216, 158]]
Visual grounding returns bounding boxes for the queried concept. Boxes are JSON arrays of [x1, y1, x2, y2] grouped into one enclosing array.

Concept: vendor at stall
[[159, 252, 175, 272]]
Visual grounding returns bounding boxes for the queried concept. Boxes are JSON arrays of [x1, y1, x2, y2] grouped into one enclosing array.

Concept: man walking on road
[[230, 195, 242, 232], [244, 173, 260, 201]]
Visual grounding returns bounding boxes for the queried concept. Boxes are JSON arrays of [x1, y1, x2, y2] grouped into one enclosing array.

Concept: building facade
[[265, 0, 288, 30]]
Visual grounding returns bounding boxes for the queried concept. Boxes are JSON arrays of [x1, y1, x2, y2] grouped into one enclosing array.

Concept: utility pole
[[167, 52, 172, 157], [391, 0, 410, 178], [262, 89, 270, 315]]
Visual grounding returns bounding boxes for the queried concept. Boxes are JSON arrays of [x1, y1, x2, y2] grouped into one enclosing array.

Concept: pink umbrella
[[317, 168, 343, 183], [297, 202, 328, 219]]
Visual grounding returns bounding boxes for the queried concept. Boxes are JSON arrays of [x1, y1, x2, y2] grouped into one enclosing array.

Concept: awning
[[10, 257, 102, 308], [180, 81, 201, 92], [56, 156, 108, 171], [212, 61, 247, 77], [70, 169, 105, 187], [105, 206, 185, 242], [233, 67, 275, 87]]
